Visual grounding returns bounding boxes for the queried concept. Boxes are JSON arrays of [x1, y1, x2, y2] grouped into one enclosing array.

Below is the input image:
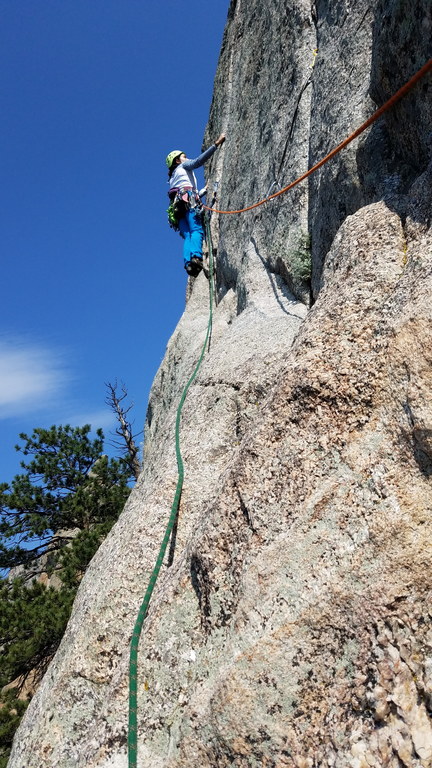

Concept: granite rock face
[[8, 1, 432, 767]]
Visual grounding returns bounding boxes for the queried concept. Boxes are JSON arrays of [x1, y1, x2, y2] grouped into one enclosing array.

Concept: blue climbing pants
[[178, 208, 204, 266]]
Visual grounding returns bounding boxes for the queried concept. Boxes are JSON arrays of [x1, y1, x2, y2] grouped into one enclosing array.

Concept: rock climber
[[166, 134, 226, 276]]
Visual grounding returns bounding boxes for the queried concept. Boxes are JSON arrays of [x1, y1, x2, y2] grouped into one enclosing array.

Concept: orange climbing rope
[[203, 58, 432, 215]]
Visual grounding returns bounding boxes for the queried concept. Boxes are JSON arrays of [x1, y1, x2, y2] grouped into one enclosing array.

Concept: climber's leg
[[187, 209, 204, 261], [178, 215, 192, 266]]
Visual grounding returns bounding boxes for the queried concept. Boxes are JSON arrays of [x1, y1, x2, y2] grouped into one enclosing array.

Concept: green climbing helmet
[[166, 150, 184, 169]]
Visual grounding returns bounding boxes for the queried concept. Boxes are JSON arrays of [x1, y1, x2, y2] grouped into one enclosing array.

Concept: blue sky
[[0, 1, 229, 480]]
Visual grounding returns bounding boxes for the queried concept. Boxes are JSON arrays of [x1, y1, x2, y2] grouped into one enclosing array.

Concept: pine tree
[[0, 424, 134, 764], [0, 425, 132, 575]]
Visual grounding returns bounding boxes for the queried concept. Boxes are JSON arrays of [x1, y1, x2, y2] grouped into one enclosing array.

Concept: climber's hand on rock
[[215, 134, 226, 147]]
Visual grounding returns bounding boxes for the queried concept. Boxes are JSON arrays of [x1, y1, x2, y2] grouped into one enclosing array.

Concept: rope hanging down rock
[[128, 214, 214, 768], [202, 57, 432, 215]]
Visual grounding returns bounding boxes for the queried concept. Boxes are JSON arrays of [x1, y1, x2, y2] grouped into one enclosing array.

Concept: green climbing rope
[[128, 212, 214, 768]]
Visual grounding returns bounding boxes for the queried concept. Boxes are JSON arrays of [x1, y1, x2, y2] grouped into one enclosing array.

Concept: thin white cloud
[[0, 338, 68, 419], [61, 408, 116, 432]]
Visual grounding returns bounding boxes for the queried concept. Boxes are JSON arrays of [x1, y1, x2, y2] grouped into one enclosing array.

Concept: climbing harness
[[167, 187, 204, 230], [202, 57, 432, 215], [128, 56, 432, 766], [128, 213, 214, 768]]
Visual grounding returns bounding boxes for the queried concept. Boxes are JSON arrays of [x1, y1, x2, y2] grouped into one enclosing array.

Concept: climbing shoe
[[185, 260, 201, 277], [191, 256, 203, 271]]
